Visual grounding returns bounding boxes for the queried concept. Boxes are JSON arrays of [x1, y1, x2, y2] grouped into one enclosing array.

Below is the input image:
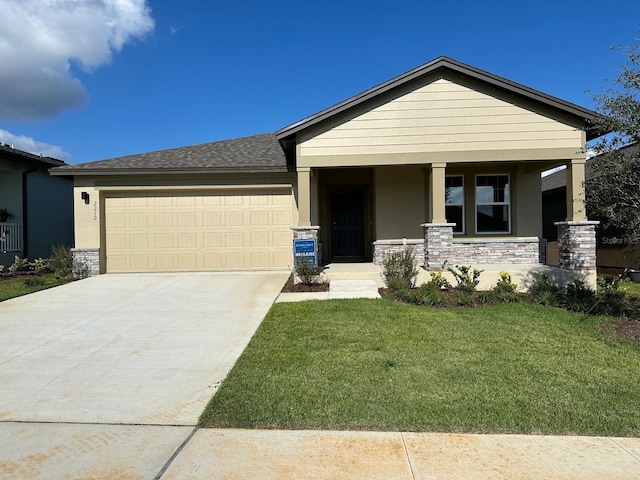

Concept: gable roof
[[276, 56, 601, 142], [0, 143, 66, 168], [51, 133, 288, 176]]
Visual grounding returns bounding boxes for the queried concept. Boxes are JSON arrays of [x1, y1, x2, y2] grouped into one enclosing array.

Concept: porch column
[[566, 159, 587, 221], [422, 162, 455, 268], [297, 167, 311, 226], [429, 162, 447, 223]]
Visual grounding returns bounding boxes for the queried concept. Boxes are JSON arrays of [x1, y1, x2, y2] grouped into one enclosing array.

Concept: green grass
[[0, 273, 67, 302], [622, 280, 640, 298], [200, 300, 640, 436]]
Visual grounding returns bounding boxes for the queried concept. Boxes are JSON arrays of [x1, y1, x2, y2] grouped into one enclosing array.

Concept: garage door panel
[[106, 190, 292, 272]]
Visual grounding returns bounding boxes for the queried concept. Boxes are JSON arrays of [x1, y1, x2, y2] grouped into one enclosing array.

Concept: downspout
[[21, 167, 37, 259]]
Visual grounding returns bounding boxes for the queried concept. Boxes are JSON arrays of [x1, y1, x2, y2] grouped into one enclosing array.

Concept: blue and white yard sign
[[293, 238, 317, 267]]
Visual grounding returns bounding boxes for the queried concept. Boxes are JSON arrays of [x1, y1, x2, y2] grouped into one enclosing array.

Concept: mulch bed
[[281, 274, 329, 293], [609, 320, 640, 345]]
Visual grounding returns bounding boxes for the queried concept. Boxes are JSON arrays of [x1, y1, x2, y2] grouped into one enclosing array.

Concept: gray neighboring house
[[0, 144, 74, 266], [542, 143, 639, 272]]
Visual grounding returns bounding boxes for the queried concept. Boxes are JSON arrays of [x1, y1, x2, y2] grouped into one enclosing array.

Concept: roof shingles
[[52, 133, 287, 175]]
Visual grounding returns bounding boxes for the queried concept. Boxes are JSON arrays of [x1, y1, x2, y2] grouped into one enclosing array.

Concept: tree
[[585, 41, 640, 256]]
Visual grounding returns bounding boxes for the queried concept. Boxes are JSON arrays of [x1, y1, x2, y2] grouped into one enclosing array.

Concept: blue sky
[[0, 0, 638, 164]]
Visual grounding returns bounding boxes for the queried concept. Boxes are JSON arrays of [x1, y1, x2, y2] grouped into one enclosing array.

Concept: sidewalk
[[160, 429, 640, 479]]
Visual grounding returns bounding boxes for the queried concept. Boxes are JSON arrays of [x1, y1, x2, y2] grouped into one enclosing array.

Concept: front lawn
[[200, 300, 640, 436], [0, 273, 67, 302]]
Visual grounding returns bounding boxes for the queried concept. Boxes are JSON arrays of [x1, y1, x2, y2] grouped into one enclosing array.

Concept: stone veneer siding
[[373, 240, 424, 266], [421, 223, 456, 268], [555, 221, 599, 271], [452, 238, 543, 265], [71, 247, 100, 278]]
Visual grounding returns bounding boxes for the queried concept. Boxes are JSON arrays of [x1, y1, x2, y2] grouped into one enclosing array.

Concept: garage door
[[105, 190, 293, 272]]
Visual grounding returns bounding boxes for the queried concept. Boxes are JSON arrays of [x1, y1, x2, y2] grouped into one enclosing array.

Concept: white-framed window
[[475, 174, 510, 234], [445, 175, 464, 234]]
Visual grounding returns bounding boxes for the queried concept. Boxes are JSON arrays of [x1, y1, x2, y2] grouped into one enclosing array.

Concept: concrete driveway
[[0, 272, 288, 479]]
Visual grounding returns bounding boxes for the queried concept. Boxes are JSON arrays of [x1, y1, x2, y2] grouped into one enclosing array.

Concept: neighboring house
[[542, 143, 639, 272], [50, 56, 601, 280], [0, 144, 73, 266]]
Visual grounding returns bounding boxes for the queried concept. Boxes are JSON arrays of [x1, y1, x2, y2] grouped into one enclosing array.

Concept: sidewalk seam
[[154, 426, 198, 479], [609, 438, 640, 464], [400, 432, 416, 480]]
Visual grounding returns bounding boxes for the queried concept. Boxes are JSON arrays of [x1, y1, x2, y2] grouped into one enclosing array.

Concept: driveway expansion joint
[[154, 426, 199, 480], [610, 437, 640, 464]]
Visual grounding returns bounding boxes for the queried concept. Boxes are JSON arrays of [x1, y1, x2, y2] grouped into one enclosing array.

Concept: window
[[445, 175, 464, 234], [475, 174, 510, 233]]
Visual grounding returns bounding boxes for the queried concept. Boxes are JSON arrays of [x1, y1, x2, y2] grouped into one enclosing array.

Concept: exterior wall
[[73, 174, 296, 274], [452, 237, 542, 264], [298, 76, 584, 168], [26, 170, 73, 259], [514, 170, 542, 237], [372, 240, 423, 266], [373, 166, 425, 240]]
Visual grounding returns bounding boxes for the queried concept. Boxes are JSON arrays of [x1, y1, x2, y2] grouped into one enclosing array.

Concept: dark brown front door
[[330, 190, 365, 259]]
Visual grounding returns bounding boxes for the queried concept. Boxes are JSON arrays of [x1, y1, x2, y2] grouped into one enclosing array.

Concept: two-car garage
[[104, 189, 294, 273]]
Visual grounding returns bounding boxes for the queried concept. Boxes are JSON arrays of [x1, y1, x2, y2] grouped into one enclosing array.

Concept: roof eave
[[49, 166, 291, 176], [276, 56, 601, 141]]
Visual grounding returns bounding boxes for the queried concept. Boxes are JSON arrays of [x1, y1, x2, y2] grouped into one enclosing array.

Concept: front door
[[330, 190, 365, 260]]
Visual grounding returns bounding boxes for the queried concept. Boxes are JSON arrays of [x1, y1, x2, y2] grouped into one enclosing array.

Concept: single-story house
[[0, 144, 73, 266], [50, 56, 601, 281], [543, 143, 639, 272]]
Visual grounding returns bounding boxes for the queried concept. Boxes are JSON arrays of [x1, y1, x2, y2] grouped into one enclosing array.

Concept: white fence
[[0, 223, 22, 253]]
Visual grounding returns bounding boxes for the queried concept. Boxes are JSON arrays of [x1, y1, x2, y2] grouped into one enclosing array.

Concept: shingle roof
[[51, 133, 288, 175], [276, 56, 602, 142], [541, 143, 639, 192], [0, 143, 66, 168]]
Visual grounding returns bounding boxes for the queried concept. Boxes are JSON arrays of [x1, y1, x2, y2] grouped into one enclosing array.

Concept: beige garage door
[[105, 190, 293, 272]]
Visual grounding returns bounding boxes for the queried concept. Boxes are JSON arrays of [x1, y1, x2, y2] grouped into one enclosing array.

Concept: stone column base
[[554, 221, 599, 272], [421, 223, 456, 269], [71, 248, 100, 278]]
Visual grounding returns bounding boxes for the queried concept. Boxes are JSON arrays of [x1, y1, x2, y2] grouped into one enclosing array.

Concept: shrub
[[415, 282, 447, 306], [428, 261, 452, 290], [49, 245, 73, 279], [447, 265, 483, 293], [564, 279, 596, 313], [7, 256, 30, 274], [528, 273, 560, 296], [294, 257, 325, 286], [455, 290, 476, 307], [32, 257, 50, 274], [534, 290, 557, 307], [382, 248, 419, 291]]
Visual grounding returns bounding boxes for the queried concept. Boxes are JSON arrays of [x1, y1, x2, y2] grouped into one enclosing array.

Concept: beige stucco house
[[51, 57, 600, 279]]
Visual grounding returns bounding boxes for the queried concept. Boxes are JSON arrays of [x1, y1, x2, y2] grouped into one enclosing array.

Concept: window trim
[[474, 174, 511, 235], [445, 175, 465, 235]]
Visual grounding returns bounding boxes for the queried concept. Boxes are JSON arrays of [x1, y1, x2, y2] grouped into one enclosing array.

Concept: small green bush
[[382, 248, 419, 291], [455, 290, 476, 307], [529, 273, 560, 296], [415, 282, 447, 306], [428, 261, 452, 289], [564, 279, 596, 313], [534, 290, 557, 307], [447, 265, 483, 293], [7, 256, 30, 274], [49, 245, 73, 279], [294, 258, 325, 286]]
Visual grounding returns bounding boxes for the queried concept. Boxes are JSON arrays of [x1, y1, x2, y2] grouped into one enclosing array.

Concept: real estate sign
[[293, 239, 317, 267]]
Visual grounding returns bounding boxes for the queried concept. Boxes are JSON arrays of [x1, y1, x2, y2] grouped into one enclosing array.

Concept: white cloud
[[0, 0, 155, 121], [0, 129, 73, 161]]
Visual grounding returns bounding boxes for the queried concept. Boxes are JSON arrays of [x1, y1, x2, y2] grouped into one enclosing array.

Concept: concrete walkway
[[160, 429, 640, 479]]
